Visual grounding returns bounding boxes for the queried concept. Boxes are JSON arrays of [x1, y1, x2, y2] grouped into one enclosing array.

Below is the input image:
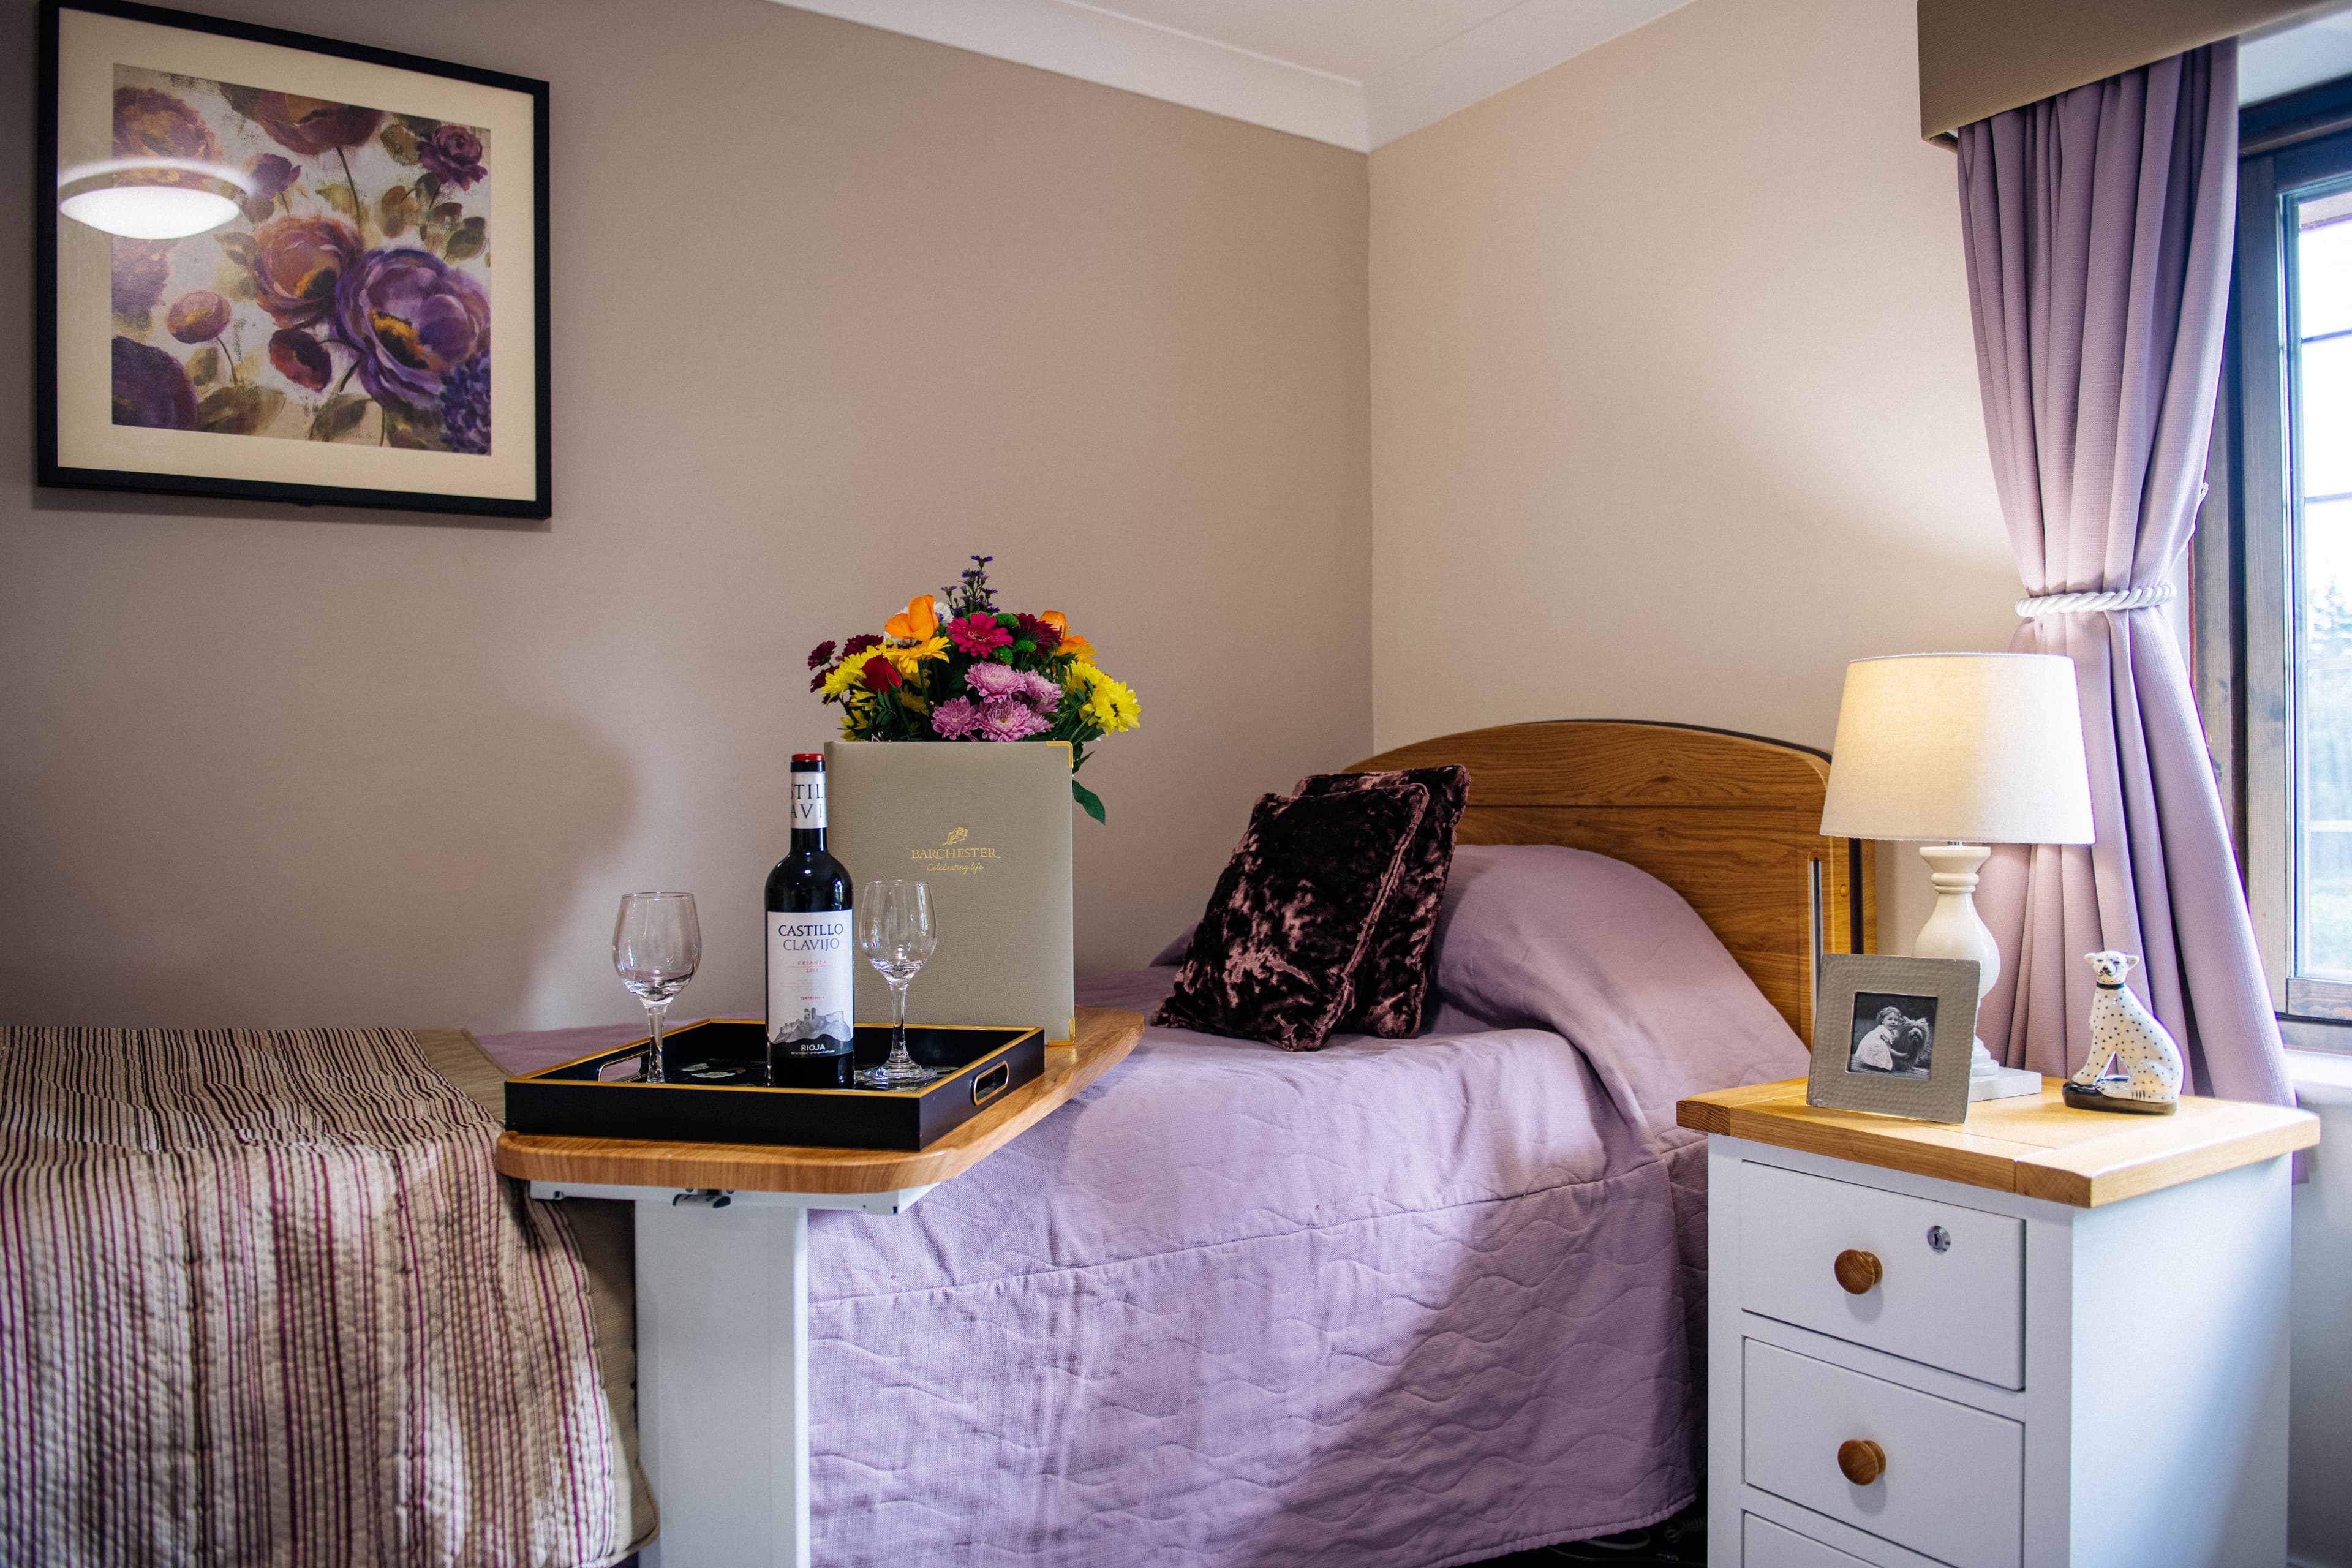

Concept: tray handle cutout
[[598, 1055, 646, 1082], [971, 1061, 1011, 1106]]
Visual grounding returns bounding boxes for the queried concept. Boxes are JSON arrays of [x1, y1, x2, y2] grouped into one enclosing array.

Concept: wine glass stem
[[644, 1000, 670, 1084], [889, 979, 911, 1065]]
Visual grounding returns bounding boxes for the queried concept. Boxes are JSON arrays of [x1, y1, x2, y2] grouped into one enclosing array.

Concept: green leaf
[[187, 345, 219, 387], [219, 83, 263, 121], [310, 393, 371, 442], [213, 258, 258, 303], [195, 384, 286, 436], [1071, 778, 1106, 824], [216, 230, 258, 269], [400, 113, 440, 138], [442, 216, 487, 262], [319, 181, 360, 221], [413, 171, 443, 207], [380, 398, 446, 450], [113, 307, 153, 335], [378, 183, 418, 239], [379, 121, 422, 165]]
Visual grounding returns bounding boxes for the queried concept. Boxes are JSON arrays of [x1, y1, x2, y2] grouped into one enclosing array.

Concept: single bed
[[478, 719, 1877, 1566]]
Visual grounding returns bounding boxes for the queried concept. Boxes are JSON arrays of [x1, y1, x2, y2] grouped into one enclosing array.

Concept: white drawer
[[1743, 1513, 1879, 1567], [1744, 1340, 2022, 1568], [1739, 1160, 2024, 1388]]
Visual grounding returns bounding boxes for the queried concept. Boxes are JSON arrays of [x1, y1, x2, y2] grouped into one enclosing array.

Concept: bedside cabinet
[[1677, 1079, 2320, 1568]]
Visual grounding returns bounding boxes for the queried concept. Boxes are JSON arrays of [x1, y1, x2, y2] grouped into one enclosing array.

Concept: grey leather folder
[[824, 740, 1076, 1043]]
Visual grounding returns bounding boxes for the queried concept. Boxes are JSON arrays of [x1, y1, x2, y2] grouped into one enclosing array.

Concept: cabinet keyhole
[[1926, 1224, 1952, 1253]]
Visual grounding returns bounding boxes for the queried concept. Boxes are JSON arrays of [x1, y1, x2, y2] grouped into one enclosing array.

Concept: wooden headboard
[[1349, 720, 1876, 1044]]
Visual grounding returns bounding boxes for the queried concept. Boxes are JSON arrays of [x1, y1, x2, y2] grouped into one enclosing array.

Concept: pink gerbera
[[946, 613, 1012, 657]]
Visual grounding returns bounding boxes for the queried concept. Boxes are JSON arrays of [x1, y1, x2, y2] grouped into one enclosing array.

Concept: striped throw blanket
[[0, 1026, 639, 1566]]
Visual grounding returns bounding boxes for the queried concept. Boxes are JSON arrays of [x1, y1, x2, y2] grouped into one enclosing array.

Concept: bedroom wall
[[0, 0, 1372, 1032], [1365, 0, 2021, 949]]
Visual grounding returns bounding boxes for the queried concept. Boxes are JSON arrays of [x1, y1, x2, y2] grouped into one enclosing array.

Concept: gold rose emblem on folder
[[943, 827, 968, 846]]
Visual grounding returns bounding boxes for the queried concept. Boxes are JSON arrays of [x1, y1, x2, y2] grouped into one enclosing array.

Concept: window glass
[[2294, 186, 2352, 977]]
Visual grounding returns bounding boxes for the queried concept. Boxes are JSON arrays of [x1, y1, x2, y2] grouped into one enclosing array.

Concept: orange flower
[[884, 594, 940, 642], [1040, 611, 1068, 633], [1060, 631, 1097, 661]]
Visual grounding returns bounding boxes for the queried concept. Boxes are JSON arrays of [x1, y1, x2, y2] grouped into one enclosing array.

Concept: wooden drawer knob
[[1833, 1248, 1883, 1295], [1838, 1438, 1887, 1486]]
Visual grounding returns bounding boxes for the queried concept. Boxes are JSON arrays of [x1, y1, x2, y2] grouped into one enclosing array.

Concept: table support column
[[635, 1198, 810, 1568]]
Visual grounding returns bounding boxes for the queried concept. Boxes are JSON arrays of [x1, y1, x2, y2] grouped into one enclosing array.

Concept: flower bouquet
[[808, 557, 1140, 821]]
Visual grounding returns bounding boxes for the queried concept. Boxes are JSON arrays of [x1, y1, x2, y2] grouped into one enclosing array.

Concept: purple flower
[[1016, 670, 1063, 715], [334, 247, 489, 410], [963, 663, 1025, 701], [251, 92, 381, 157], [420, 124, 488, 189], [111, 239, 172, 320], [114, 86, 220, 165], [251, 217, 360, 329], [439, 358, 491, 454], [111, 336, 196, 430], [245, 153, 300, 200], [166, 291, 230, 344], [930, 698, 982, 739], [269, 328, 334, 392], [978, 699, 1050, 742]]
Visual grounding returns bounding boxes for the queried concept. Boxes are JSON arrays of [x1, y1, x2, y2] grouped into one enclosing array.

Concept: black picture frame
[[36, 0, 551, 519]]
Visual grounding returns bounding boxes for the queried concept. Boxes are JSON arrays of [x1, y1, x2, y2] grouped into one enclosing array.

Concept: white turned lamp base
[[1913, 842, 2043, 1102]]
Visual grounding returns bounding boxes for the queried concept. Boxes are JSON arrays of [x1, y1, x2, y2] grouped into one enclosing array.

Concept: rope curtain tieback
[[2015, 583, 2178, 617]]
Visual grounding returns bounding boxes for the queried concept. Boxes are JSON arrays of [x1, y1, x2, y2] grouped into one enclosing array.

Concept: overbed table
[[496, 1006, 1147, 1568]]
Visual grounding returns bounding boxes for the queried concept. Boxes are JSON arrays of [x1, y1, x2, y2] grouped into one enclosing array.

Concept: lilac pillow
[[1155, 782, 1430, 1051], [1295, 766, 1469, 1038]]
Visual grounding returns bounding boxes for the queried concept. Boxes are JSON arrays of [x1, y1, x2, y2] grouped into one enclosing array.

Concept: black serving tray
[[503, 1018, 1046, 1152]]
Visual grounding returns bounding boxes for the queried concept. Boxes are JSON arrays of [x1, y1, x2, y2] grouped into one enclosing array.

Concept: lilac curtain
[[1959, 42, 2293, 1109]]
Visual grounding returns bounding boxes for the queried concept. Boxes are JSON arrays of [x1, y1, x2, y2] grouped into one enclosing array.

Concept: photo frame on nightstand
[[1807, 953, 1980, 1123]]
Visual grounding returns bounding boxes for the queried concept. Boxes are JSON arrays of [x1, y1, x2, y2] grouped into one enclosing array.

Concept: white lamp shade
[[1820, 653, 2095, 844]]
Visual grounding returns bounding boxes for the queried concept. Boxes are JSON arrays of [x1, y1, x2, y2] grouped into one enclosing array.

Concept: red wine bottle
[[766, 754, 857, 1088]]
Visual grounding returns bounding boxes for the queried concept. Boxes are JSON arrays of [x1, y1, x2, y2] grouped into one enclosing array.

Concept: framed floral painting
[[37, 0, 550, 518]]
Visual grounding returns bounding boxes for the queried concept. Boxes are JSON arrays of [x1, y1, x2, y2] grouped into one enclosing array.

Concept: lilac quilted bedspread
[[485, 845, 1807, 1566]]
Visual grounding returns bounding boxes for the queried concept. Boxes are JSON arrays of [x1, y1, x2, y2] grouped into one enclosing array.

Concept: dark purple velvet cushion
[[1295, 766, 1469, 1037], [1154, 782, 1430, 1052]]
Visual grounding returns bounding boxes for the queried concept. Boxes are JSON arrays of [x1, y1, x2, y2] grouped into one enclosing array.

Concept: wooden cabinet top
[[1678, 1076, 2318, 1207], [496, 1005, 1144, 1194]]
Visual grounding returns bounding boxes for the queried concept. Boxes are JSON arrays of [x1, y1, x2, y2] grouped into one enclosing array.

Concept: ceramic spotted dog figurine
[[2062, 951, 2182, 1115]]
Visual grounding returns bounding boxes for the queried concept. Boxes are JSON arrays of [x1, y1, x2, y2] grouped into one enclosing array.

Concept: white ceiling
[[2244, 4, 2352, 104], [767, 0, 1697, 151]]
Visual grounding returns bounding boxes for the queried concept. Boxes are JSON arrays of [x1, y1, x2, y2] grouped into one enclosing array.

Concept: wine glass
[[614, 892, 701, 1084], [857, 880, 938, 1088]]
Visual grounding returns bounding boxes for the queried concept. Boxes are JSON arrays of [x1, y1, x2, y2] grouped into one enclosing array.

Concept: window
[[2204, 78, 2352, 1044]]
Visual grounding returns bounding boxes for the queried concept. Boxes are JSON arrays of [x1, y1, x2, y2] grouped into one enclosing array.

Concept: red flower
[[807, 639, 837, 670], [947, 613, 1011, 657], [251, 92, 383, 156], [1014, 613, 1060, 654], [842, 633, 883, 659], [860, 654, 903, 692]]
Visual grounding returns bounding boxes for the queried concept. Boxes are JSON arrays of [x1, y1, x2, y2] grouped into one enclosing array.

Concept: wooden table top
[[496, 1005, 1145, 1194], [1678, 1077, 2319, 1208]]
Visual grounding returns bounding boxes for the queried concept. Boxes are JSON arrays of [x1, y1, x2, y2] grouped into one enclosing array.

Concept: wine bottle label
[[768, 911, 853, 1050], [791, 772, 826, 831]]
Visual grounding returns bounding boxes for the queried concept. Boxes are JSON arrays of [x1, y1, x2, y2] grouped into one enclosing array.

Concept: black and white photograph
[[1807, 953, 1979, 1123], [1845, 990, 1937, 1078]]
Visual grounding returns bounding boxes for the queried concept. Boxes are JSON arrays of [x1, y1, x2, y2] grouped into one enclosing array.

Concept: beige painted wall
[[0, 0, 1372, 1033], [1367, 0, 2022, 949]]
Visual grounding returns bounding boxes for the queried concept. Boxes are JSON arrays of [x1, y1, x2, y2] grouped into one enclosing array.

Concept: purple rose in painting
[[439, 359, 491, 454], [244, 153, 299, 198], [419, 124, 488, 190], [334, 247, 488, 409], [251, 216, 360, 328], [269, 328, 334, 392], [166, 291, 230, 344], [113, 85, 221, 167], [111, 336, 197, 430], [111, 238, 172, 320], [251, 92, 382, 156]]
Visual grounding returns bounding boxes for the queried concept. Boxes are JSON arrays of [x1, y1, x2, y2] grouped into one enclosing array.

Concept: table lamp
[[1820, 653, 2095, 1099]]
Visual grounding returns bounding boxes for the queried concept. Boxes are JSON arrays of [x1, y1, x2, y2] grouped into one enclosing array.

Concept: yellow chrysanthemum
[[1082, 670, 1140, 734]]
